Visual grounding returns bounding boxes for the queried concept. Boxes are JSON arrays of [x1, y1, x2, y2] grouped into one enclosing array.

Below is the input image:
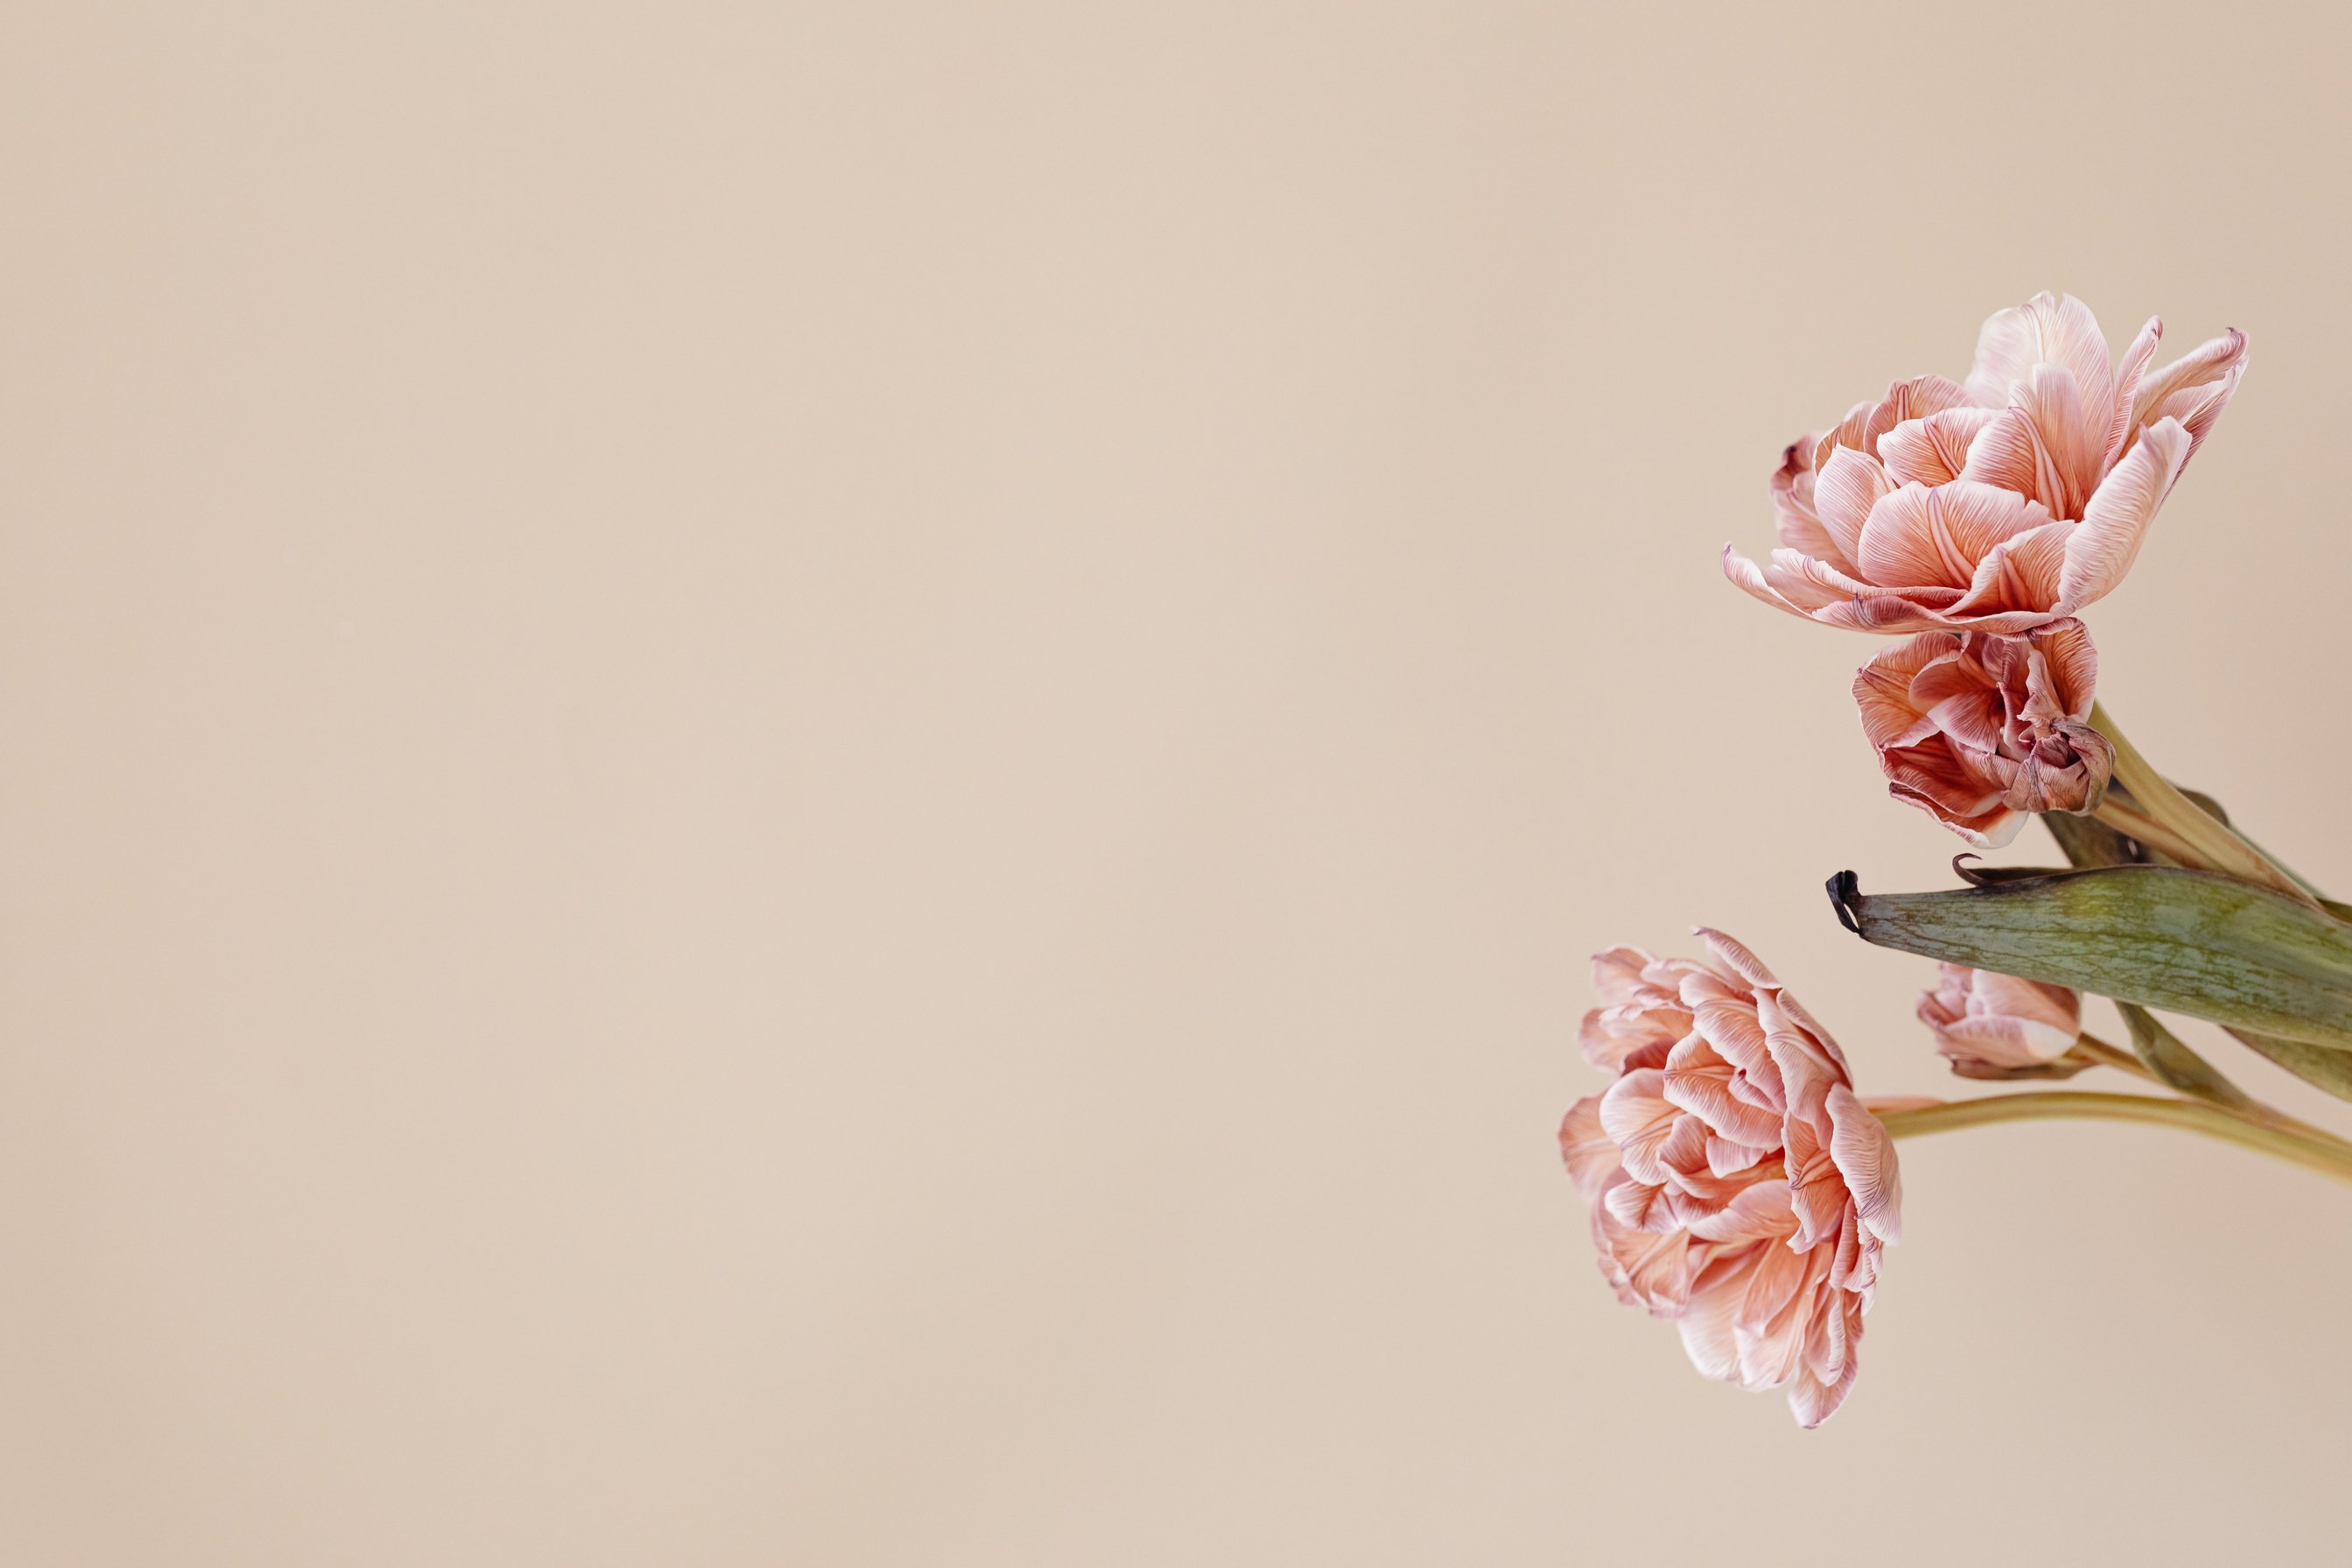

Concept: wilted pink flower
[[1726, 293, 2245, 634], [1559, 931, 1900, 1426], [1852, 618, 2111, 847], [1917, 963, 2082, 1073]]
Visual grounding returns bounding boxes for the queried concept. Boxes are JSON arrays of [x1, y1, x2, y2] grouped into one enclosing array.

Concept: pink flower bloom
[[1852, 618, 2111, 847], [1726, 293, 2245, 634], [1560, 931, 1900, 1427], [1917, 963, 2082, 1073]]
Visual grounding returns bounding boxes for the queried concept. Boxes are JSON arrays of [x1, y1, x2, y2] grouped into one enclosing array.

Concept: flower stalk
[[2088, 701, 2320, 908], [1877, 1091, 2352, 1186]]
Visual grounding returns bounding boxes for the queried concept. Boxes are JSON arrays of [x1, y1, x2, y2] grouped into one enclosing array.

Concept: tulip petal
[[1676, 1264, 1748, 1382], [1782, 1113, 1852, 1252], [1857, 481, 2048, 590], [1853, 633, 1959, 748], [1595, 1212, 1696, 1313], [1600, 1070, 1708, 1185], [1690, 998, 1786, 1109], [1825, 1084, 1900, 1244], [1681, 1179, 1797, 1247], [1769, 435, 1858, 573], [2106, 315, 2163, 466], [2133, 327, 2247, 450], [1732, 1242, 1816, 1390], [2036, 616, 2099, 716], [1605, 1176, 1677, 1233], [1957, 362, 2104, 519], [2059, 416, 2190, 612], [1818, 374, 1971, 465], [1966, 291, 2113, 419], [1789, 1366, 1858, 1428], [1691, 928, 1778, 992], [1664, 1036, 1786, 1148], [1942, 518, 2068, 626], [1815, 447, 1894, 570], [1880, 406, 1997, 486], [1558, 1094, 1623, 1200]]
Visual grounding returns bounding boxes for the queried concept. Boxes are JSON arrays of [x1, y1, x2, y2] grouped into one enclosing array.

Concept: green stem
[[2089, 702, 2320, 908], [1877, 1091, 2352, 1186], [2069, 1031, 2152, 1081]]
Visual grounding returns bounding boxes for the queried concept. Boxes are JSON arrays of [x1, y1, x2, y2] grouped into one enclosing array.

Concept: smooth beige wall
[[8, 4, 2349, 1563]]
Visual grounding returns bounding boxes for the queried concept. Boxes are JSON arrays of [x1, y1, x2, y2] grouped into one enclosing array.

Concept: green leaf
[[2227, 1029, 2352, 1103], [1952, 856, 2076, 886], [2041, 810, 2138, 870], [2117, 1002, 2251, 1109], [1826, 864, 2352, 1052]]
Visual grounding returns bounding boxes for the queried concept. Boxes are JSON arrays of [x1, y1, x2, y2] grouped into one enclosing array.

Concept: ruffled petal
[[2132, 326, 2247, 466], [2058, 416, 2191, 612], [1886, 772, 2023, 846], [1879, 406, 1998, 486], [1676, 1258, 1751, 1382], [2105, 315, 2164, 467], [1857, 481, 2049, 589], [1605, 1176, 1677, 1233], [1956, 362, 2104, 519], [1825, 1084, 1901, 1245], [1966, 291, 2113, 419], [1852, 632, 1961, 749], [1681, 1179, 1797, 1246], [1558, 1094, 1624, 1200], [1691, 927, 1780, 992], [1787, 1307, 1863, 1427], [1600, 1070, 1709, 1186], [2035, 617, 2100, 718], [1940, 518, 2069, 626], [1768, 435, 1857, 573], [1815, 447, 1895, 570], [1663, 1035, 1786, 1149]]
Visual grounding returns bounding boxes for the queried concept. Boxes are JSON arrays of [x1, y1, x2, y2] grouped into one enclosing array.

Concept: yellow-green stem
[[2069, 1032, 2152, 1081], [2072, 1031, 2352, 1156], [1878, 1091, 2352, 1186], [2089, 702, 2320, 908]]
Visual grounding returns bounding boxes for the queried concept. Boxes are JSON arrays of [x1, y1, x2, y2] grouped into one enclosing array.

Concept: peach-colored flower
[[1852, 618, 2111, 847], [1726, 293, 2244, 634], [1559, 931, 1900, 1427], [1917, 963, 2082, 1073]]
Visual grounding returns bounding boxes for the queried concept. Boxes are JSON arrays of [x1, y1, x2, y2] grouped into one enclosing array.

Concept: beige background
[[6, 3, 2350, 1563]]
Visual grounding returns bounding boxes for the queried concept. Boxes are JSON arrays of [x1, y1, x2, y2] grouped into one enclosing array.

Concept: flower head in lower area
[[1918, 964, 2082, 1074], [1560, 931, 1900, 1426]]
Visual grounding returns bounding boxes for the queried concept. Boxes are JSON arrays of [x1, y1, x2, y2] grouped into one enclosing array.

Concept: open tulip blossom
[[1567, 293, 2352, 1425]]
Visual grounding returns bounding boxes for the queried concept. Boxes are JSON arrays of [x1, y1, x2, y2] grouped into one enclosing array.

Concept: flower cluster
[[1564, 933, 1901, 1426], [1563, 294, 2271, 1426], [1726, 292, 2244, 844]]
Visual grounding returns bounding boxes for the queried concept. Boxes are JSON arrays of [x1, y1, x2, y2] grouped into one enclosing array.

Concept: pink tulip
[[1726, 293, 2244, 634], [1851, 618, 2111, 847], [1560, 931, 1900, 1426], [1917, 963, 2082, 1073]]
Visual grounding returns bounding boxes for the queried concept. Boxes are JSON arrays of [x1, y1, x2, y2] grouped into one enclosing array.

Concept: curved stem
[[2074, 1032, 2352, 1157], [2089, 702, 2320, 909], [2069, 1031, 2154, 1082], [1877, 1091, 2352, 1186]]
